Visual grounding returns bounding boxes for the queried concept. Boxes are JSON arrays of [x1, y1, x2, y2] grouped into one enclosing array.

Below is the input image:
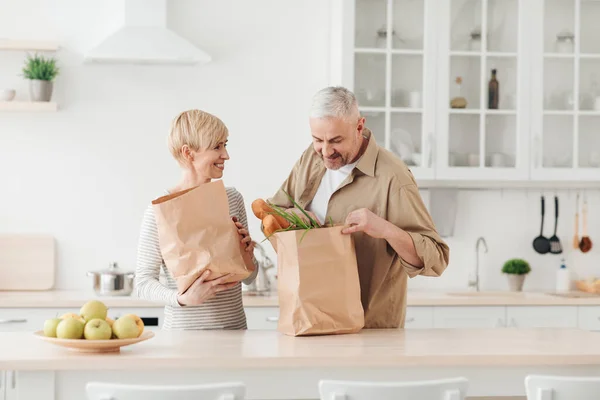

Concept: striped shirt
[[134, 186, 258, 330]]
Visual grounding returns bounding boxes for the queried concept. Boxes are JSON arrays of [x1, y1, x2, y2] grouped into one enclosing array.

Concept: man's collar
[[355, 127, 378, 177]]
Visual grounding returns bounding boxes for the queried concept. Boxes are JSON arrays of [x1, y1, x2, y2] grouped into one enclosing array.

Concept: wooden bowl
[[33, 330, 154, 353]]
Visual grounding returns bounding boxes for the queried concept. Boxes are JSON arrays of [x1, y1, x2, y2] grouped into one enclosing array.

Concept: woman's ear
[[181, 145, 194, 162]]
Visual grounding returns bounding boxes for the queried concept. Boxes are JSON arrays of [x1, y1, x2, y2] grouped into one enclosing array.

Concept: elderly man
[[267, 86, 449, 329]]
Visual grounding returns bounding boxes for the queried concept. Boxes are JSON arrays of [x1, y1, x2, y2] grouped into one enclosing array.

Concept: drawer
[[404, 306, 434, 329], [578, 306, 600, 331], [244, 307, 279, 330]]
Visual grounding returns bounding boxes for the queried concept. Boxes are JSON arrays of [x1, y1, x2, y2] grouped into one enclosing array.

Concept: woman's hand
[[232, 216, 254, 253], [176, 270, 237, 306]]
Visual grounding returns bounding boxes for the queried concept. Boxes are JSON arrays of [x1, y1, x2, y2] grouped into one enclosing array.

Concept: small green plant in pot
[[502, 258, 531, 292], [21, 53, 59, 102]]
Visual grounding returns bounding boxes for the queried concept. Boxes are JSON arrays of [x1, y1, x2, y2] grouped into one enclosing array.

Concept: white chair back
[[319, 377, 469, 400], [526, 375, 600, 400], [86, 381, 245, 400]]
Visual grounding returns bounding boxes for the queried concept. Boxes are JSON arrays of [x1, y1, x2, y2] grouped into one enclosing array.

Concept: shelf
[[486, 109, 517, 115], [354, 48, 387, 54], [416, 179, 600, 189], [359, 107, 386, 113], [354, 48, 423, 55], [578, 110, 600, 116], [448, 109, 516, 116], [580, 54, 600, 60], [449, 109, 481, 114], [544, 53, 575, 59], [0, 39, 59, 51], [450, 51, 517, 58], [543, 110, 574, 116], [390, 107, 422, 113], [390, 49, 424, 55], [0, 101, 58, 112]]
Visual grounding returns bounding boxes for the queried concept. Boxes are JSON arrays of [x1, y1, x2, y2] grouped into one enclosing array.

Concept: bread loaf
[[251, 199, 290, 228], [263, 214, 283, 237]]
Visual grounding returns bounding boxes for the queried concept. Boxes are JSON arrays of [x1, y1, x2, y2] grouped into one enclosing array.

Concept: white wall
[[0, 0, 331, 289], [0, 0, 598, 292]]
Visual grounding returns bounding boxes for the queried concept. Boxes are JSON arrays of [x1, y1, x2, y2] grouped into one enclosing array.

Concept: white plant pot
[[29, 80, 53, 102], [506, 274, 526, 292]]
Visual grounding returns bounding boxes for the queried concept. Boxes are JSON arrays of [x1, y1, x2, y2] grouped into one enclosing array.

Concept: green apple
[[112, 315, 140, 339], [79, 300, 108, 322], [83, 318, 112, 340], [43, 318, 62, 337], [56, 318, 84, 339]]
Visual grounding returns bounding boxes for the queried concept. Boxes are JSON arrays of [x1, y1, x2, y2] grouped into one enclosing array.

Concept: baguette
[[251, 198, 290, 228], [263, 214, 283, 237]]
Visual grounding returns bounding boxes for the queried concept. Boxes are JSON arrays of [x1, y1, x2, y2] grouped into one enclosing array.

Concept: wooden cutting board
[[0, 235, 55, 290]]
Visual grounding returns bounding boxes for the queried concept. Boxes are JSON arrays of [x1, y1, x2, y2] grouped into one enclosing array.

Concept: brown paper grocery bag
[[152, 180, 250, 295], [273, 225, 364, 336]]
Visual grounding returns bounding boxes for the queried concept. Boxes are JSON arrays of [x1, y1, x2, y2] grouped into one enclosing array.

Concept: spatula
[[533, 196, 550, 254], [549, 196, 562, 254], [580, 197, 593, 253]]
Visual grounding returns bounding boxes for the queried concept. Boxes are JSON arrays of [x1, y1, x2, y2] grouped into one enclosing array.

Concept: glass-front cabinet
[[334, 0, 437, 180], [530, 0, 600, 180], [330, 0, 600, 183]]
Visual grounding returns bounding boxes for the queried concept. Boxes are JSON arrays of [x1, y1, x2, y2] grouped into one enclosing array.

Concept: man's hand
[[285, 208, 321, 226], [341, 208, 391, 239], [177, 271, 237, 306]]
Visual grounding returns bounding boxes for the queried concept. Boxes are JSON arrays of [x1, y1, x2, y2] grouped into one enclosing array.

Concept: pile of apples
[[42, 300, 144, 340]]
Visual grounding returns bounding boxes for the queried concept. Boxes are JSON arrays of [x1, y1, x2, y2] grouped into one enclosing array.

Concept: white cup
[[468, 153, 479, 167], [409, 91, 422, 108], [490, 153, 505, 167]]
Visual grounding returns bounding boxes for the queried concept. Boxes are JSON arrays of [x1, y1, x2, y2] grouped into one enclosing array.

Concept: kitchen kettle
[[243, 241, 274, 293]]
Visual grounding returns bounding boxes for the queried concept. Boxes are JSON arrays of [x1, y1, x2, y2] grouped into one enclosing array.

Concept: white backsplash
[[410, 189, 599, 292]]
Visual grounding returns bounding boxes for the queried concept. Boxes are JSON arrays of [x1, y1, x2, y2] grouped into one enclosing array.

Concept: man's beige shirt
[[268, 128, 449, 328]]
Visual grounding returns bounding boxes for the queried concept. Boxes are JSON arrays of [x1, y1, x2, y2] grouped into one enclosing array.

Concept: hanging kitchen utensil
[[573, 193, 580, 250], [579, 196, 593, 253], [549, 196, 562, 254], [533, 196, 551, 254]]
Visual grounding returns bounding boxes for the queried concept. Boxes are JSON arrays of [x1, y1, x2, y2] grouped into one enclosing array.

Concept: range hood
[[84, 0, 211, 65]]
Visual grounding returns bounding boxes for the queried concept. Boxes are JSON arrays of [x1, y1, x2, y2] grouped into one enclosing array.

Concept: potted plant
[[502, 258, 531, 292], [21, 53, 59, 102]]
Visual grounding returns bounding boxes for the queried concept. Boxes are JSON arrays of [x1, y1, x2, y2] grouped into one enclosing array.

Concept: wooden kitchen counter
[[2, 328, 600, 370], [2, 328, 600, 399]]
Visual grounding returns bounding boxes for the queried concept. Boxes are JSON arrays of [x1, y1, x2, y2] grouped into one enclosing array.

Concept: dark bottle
[[488, 69, 499, 109]]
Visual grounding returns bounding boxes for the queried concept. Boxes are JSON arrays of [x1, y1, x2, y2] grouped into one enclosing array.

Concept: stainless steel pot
[[87, 262, 135, 296]]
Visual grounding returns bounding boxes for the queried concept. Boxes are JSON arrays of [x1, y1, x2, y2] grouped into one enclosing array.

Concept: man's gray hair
[[309, 86, 360, 122]]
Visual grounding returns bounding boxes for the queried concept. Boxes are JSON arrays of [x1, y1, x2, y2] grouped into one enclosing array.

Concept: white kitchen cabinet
[[505, 306, 578, 328], [578, 306, 600, 331], [0, 307, 165, 333], [404, 306, 434, 328], [433, 306, 506, 328], [245, 307, 279, 330], [3, 371, 54, 400], [330, 0, 600, 185]]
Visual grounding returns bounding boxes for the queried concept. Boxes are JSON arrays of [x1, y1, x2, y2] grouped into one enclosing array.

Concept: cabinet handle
[[0, 319, 27, 324], [406, 317, 415, 323], [265, 317, 279, 322]]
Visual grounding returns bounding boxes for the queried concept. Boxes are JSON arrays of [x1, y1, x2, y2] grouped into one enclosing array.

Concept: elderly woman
[[135, 109, 258, 330]]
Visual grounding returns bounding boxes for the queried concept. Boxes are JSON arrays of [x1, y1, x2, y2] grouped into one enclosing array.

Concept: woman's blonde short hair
[[168, 109, 229, 163]]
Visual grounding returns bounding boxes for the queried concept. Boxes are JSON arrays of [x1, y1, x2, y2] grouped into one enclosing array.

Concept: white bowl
[[0, 89, 16, 102]]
